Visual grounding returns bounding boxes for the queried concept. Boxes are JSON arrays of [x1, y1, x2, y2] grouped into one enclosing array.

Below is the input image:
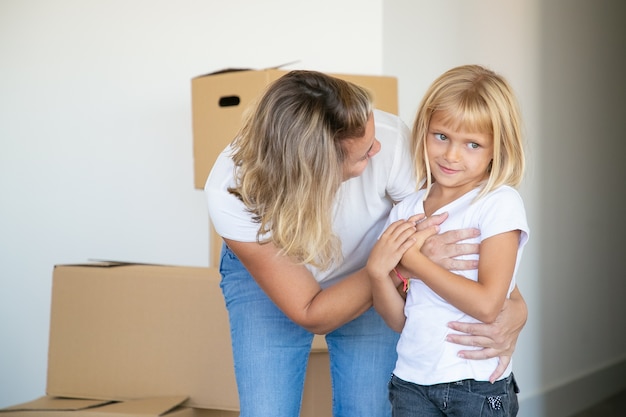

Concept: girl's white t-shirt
[[205, 110, 415, 288], [388, 185, 529, 384]]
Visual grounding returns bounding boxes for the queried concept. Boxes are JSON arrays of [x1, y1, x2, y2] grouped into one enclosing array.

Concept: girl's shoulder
[[475, 185, 529, 241], [481, 185, 525, 207]]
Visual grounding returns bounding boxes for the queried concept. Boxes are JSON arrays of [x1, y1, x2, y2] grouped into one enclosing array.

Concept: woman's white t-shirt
[[205, 110, 415, 288]]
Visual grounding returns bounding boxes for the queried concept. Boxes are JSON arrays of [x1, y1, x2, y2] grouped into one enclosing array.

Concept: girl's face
[[341, 114, 380, 181], [426, 111, 494, 196]]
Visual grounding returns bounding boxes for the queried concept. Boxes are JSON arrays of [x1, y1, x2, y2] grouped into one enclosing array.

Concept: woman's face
[[341, 114, 380, 181]]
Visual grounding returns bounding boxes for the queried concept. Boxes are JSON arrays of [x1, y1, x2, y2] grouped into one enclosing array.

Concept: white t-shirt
[[388, 185, 529, 384], [205, 109, 416, 288]]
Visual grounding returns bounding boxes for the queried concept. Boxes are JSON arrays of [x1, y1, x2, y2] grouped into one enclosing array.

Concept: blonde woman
[[205, 70, 527, 417], [368, 65, 529, 416]]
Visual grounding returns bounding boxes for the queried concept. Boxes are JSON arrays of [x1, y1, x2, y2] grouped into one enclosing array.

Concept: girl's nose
[[444, 144, 460, 162]]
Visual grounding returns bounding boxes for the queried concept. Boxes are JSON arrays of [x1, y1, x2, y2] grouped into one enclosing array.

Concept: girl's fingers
[[381, 219, 417, 242]]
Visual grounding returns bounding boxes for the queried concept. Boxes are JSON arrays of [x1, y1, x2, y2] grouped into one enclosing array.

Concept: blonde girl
[[368, 65, 529, 417]]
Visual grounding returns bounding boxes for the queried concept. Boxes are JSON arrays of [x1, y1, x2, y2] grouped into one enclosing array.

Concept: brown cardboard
[[0, 396, 194, 417], [191, 68, 398, 190], [209, 222, 222, 268], [187, 410, 238, 417], [43, 263, 331, 415]]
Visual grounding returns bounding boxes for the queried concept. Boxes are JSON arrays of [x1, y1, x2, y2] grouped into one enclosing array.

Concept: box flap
[[0, 396, 111, 412], [0, 396, 189, 417], [193, 61, 299, 79], [54, 260, 160, 269], [81, 396, 187, 415], [53, 261, 129, 268]]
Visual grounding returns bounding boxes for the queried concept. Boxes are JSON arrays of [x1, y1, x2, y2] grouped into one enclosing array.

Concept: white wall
[[1, 1, 625, 416], [383, 1, 626, 416], [0, 0, 384, 406], [383, 0, 543, 408]]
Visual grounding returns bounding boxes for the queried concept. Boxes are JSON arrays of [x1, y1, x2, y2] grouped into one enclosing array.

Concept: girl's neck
[[423, 182, 480, 217]]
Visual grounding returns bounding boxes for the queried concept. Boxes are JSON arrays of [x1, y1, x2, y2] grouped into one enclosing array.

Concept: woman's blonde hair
[[412, 65, 525, 200], [229, 70, 373, 270]]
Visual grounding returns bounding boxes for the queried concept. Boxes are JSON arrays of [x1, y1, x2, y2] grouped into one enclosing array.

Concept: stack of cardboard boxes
[[0, 68, 398, 417]]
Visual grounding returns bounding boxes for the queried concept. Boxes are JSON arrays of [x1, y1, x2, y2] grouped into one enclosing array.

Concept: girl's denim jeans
[[389, 373, 520, 417]]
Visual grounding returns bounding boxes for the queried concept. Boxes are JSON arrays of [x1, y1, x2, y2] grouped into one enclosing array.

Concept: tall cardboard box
[[39, 263, 331, 416], [192, 68, 399, 266]]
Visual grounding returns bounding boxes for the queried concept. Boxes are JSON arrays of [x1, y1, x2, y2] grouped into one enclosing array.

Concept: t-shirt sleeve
[[479, 187, 529, 248], [204, 149, 262, 243]]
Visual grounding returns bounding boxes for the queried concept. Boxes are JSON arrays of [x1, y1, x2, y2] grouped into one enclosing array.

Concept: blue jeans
[[219, 243, 399, 417], [388, 373, 519, 417]]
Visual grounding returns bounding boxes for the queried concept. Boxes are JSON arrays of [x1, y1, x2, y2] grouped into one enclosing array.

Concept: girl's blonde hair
[[412, 65, 525, 200], [229, 70, 373, 270]]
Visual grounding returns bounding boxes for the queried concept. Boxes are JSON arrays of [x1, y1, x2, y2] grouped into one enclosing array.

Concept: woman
[[205, 70, 527, 417]]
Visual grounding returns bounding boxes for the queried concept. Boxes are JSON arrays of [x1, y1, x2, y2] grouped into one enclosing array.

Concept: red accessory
[[393, 268, 410, 293]]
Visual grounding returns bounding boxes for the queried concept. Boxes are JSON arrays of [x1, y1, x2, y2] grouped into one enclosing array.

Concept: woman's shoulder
[[391, 189, 427, 215]]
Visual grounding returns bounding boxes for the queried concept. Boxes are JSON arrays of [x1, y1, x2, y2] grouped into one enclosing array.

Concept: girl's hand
[[366, 218, 421, 281]]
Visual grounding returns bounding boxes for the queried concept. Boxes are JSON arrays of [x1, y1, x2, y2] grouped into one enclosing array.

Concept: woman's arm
[[401, 230, 520, 323], [225, 238, 371, 335], [225, 214, 442, 335]]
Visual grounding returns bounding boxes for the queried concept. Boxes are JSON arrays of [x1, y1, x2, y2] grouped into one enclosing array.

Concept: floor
[[568, 389, 626, 417]]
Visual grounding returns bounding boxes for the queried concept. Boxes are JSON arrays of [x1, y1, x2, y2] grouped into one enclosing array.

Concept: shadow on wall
[[528, 1, 626, 416]]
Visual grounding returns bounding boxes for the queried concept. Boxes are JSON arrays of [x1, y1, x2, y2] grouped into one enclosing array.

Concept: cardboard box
[[0, 396, 194, 417], [41, 262, 330, 415], [191, 68, 398, 190], [210, 224, 221, 268]]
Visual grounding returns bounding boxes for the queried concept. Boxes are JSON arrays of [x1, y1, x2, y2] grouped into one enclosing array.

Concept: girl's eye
[[468, 142, 480, 149], [434, 133, 448, 141]]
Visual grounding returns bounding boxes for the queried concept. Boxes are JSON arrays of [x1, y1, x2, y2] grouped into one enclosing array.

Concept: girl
[[368, 65, 529, 416]]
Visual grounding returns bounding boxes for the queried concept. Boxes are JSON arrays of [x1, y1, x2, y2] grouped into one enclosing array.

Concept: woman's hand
[[419, 213, 480, 270], [446, 287, 528, 382]]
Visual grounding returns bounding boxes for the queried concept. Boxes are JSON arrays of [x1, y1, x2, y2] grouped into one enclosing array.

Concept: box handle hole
[[219, 96, 241, 107]]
